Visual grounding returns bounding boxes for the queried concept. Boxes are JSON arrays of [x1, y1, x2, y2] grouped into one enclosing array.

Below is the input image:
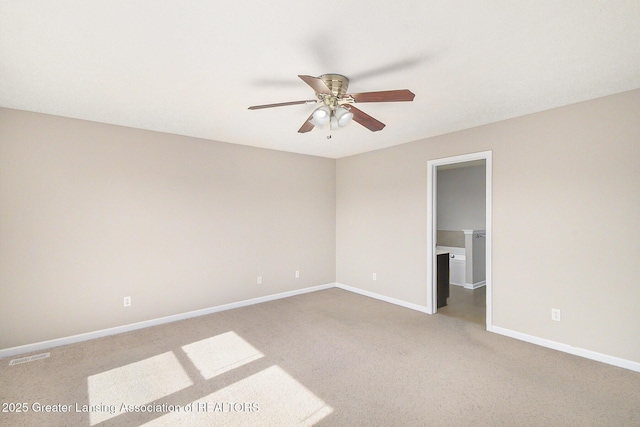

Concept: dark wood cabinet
[[437, 253, 450, 308]]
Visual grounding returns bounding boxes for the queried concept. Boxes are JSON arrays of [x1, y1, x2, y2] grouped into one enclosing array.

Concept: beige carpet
[[1, 288, 639, 426], [438, 284, 486, 326]]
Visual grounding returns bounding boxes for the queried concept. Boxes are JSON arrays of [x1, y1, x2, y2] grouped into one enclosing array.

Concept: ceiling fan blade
[[298, 114, 315, 133], [248, 100, 316, 110], [298, 75, 333, 95], [348, 105, 386, 132], [348, 89, 415, 103]]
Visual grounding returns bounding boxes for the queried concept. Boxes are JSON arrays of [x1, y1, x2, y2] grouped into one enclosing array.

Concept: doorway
[[426, 151, 492, 329]]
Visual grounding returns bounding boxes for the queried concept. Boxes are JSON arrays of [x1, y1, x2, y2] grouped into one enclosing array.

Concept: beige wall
[[0, 109, 336, 349], [337, 89, 640, 363], [2, 89, 639, 365], [436, 230, 465, 248]]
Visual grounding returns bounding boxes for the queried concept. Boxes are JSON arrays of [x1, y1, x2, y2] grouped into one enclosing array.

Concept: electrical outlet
[[551, 308, 561, 321], [124, 296, 131, 307], [295, 270, 300, 278], [257, 276, 262, 285], [372, 272, 377, 281]]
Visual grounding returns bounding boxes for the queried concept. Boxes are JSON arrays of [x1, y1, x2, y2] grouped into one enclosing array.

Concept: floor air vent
[[9, 352, 50, 366]]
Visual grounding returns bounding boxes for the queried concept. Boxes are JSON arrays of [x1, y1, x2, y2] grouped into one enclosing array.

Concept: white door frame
[[426, 150, 493, 329]]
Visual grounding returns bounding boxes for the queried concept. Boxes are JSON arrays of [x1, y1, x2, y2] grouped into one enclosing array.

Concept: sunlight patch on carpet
[[181, 331, 264, 380], [142, 365, 333, 426], [87, 351, 193, 425]]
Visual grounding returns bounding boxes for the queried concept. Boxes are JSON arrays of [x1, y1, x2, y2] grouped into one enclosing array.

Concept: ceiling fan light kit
[[333, 106, 353, 127], [248, 74, 415, 135], [310, 105, 331, 126]]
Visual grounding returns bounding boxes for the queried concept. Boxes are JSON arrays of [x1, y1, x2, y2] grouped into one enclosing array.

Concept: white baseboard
[[489, 325, 640, 373], [335, 283, 430, 313], [335, 283, 640, 373], [464, 280, 486, 290], [0, 283, 335, 359], [5, 282, 638, 374]]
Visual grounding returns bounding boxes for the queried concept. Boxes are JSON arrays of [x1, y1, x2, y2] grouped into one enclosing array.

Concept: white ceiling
[[1, 1, 639, 159]]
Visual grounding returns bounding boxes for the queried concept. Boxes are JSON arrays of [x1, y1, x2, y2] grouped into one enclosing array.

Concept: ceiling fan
[[248, 74, 415, 134]]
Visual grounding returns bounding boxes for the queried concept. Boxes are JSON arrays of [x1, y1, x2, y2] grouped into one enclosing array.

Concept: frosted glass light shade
[[334, 107, 353, 127], [310, 106, 331, 126]]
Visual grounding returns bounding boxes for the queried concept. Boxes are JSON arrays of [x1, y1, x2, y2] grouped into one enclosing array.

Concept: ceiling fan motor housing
[[319, 74, 349, 99]]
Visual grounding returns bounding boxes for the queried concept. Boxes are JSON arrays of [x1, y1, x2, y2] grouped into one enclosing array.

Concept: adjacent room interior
[[1, 2, 639, 425], [435, 159, 487, 325]]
